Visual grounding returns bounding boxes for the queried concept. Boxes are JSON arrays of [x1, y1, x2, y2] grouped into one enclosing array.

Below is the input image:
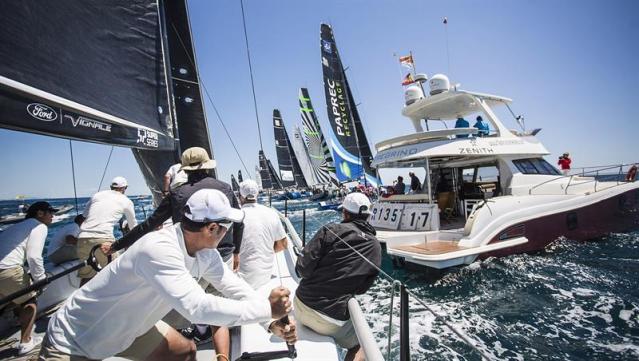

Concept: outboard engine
[[404, 85, 424, 105], [429, 74, 450, 95]]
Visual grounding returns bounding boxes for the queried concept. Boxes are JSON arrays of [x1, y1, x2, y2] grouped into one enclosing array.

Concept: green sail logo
[[340, 162, 351, 178]]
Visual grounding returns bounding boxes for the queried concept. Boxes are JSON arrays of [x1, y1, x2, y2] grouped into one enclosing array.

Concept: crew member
[[558, 152, 572, 175], [473, 116, 489, 137], [455, 117, 470, 138], [77, 176, 137, 285], [47, 214, 85, 265], [164, 162, 188, 196], [104, 147, 244, 354], [38, 189, 296, 360], [0, 202, 56, 355], [394, 176, 406, 195], [409, 172, 422, 193], [294, 193, 381, 361]]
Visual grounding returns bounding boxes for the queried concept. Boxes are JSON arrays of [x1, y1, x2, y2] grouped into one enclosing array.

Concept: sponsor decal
[[137, 129, 159, 148], [488, 139, 524, 146], [375, 147, 419, 161], [27, 103, 58, 122], [459, 147, 495, 155], [322, 57, 329, 67], [321, 40, 332, 53], [326, 79, 351, 137], [64, 114, 112, 132]]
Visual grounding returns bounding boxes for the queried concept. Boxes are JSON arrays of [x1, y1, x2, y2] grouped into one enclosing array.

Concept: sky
[[1, 0, 638, 199]]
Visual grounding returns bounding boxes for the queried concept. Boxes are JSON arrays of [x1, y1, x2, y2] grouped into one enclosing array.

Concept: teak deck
[[393, 241, 467, 255]]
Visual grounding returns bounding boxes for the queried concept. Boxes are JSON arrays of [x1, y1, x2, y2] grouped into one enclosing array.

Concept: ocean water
[[2, 196, 637, 360]]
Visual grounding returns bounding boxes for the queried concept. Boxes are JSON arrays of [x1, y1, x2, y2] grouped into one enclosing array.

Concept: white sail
[[291, 125, 319, 186]]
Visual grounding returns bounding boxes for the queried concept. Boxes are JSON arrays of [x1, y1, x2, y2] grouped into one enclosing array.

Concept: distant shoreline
[[0, 194, 152, 202]]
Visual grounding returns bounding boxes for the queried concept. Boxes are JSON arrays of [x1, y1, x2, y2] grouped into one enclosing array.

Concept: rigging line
[[239, 0, 264, 152], [97, 146, 115, 191], [444, 17, 451, 76], [68, 140, 79, 216], [169, 22, 251, 176], [320, 225, 490, 360]]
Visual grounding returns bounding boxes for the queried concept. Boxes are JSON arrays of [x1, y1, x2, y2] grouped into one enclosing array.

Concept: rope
[[320, 225, 491, 360], [168, 22, 251, 176], [239, 0, 264, 152], [68, 140, 79, 215], [97, 146, 114, 190]]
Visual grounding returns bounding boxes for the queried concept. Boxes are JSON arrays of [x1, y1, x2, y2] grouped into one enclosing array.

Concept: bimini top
[[402, 89, 512, 121]]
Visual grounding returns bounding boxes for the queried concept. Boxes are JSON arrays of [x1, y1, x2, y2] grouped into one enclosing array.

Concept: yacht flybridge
[[370, 74, 639, 269]]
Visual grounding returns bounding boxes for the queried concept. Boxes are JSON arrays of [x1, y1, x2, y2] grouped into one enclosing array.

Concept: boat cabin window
[[512, 158, 560, 175], [458, 164, 500, 199]]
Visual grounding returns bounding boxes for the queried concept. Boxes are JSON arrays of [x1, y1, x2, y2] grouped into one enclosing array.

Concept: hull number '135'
[[369, 203, 438, 231]]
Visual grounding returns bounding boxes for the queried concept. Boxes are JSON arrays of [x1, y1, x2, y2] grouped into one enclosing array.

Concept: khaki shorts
[[294, 296, 358, 349], [0, 266, 36, 306], [49, 244, 78, 265], [76, 237, 116, 279], [38, 320, 171, 361]]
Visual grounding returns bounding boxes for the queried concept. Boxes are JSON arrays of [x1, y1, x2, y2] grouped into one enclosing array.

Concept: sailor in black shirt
[[294, 192, 381, 360]]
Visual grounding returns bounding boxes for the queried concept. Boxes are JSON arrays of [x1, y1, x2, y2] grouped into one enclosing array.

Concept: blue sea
[[1, 196, 638, 360]]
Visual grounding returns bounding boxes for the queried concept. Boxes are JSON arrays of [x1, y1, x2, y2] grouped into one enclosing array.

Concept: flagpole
[[393, 52, 405, 91], [444, 17, 451, 76]]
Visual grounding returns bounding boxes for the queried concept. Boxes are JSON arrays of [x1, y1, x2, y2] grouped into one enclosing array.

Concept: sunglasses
[[217, 221, 233, 230]]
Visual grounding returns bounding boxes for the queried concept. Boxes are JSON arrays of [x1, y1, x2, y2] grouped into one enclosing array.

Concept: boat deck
[[393, 241, 468, 255]]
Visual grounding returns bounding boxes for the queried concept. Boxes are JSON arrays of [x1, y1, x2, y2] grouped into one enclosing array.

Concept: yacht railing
[[529, 163, 636, 195]]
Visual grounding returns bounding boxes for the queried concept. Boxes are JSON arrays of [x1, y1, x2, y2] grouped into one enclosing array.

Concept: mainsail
[[299, 88, 338, 186], [258, 150, 282, 190], [0, 0, 214, 200], [319, 23, 378, 186], [273, 109, 296, 187], [291, 125, 317, 187], [231, 174, 240, 193], [238, 170, 244, 183]]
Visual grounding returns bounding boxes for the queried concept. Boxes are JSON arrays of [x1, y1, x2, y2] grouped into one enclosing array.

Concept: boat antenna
[[505, 103, 526, 131], [443, 17, 451, 75], [240, 0, 264, 152], [68, 140, 79, 215]]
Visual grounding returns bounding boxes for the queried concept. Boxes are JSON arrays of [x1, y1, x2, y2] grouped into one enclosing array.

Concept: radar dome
[[429, 74, 450, 95], [404, 85, 424, 106]]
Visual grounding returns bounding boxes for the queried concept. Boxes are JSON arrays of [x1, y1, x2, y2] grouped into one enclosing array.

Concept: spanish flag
[[399, 54, 414, 68], [401, 73, 415, 86]]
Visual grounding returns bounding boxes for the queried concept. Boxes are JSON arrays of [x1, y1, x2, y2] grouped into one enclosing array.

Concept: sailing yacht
[[0, 1, 383, 359], [371, 73, 639, 269]]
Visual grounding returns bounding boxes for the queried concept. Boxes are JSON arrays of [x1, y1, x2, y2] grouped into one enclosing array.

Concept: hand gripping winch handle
[[280, 315, 297, 359]]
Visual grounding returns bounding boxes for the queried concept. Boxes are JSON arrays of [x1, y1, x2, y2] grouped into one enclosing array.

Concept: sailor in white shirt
[[39, 189, 296, 361], [237, 179, 288, 289], [0, 201, 56, 355], [164, 162, 188, 195], [47, 214, 84, 265], [76, 176, 137, 284]]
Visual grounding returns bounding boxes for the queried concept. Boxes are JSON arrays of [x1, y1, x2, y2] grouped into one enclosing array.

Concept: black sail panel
[[238, 170, 244, 183], [259, 150, 273, 190], [0, 1, 173, 150], [231, 174, 240, 192], [134, 0, 216, 200], [273, 109, 296, 188]]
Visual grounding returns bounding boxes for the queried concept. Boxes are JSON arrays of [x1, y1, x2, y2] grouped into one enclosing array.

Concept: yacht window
[[513, 158, 560, 175]]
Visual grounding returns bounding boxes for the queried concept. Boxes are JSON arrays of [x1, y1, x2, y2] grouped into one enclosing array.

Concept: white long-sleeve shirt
[[0, 218, 47, 281], [79, 190, 137, 239], [46, 224, 271, 359]]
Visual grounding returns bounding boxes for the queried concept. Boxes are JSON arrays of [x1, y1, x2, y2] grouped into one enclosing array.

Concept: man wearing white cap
[[237, 179, 288, 288], [294, 192, 381, 361], [76, 176, 137, 285], [39, 189, 296, 360]]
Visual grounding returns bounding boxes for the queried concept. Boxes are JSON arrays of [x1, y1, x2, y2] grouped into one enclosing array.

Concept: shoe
[[18, 335, 42, 355], [178, 324, 212, 344]]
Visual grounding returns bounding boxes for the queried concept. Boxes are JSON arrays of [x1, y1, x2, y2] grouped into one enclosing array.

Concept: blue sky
[[1, 0, 638, 199]]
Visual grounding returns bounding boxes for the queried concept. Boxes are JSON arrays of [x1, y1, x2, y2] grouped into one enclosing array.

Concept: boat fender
[[626, 165, 637, 182]]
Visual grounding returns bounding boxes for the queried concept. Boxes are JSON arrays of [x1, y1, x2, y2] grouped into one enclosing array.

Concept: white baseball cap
[[111, 176, 128, 188], [338, 192, 372, 215], [183, 189, 244, 223], [239, 179, 259, 200]]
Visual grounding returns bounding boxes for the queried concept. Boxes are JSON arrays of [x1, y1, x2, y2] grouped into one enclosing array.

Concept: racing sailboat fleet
[[1, 1, 637, 359]]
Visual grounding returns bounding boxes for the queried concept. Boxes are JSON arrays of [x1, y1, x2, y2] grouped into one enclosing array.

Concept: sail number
[[369, 203, 438, 231]]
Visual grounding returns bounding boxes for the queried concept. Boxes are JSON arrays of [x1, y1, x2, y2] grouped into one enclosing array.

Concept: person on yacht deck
[[558, 152, 572, 175], [409, 172, 422, 193], [454, 117, 470, 138], [0, 202, 56, 355], [473, 115, 490, 137], [393, 176, 406, 195], [294, 193, 381, 361], [38, 189, 296, 361], [76, 176, 137, 285], [47, 214, 85, 265]]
